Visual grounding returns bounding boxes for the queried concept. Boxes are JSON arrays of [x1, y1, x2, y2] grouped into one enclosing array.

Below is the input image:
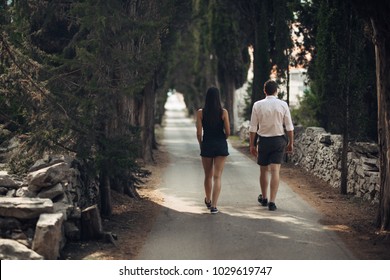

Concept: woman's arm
[[196, 109, 203, 144], [222, 109, 230, 138]]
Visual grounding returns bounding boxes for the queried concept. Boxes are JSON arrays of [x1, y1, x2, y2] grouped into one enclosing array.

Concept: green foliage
[[231, 0, 294, 105], [290, 0, 319, 69], [291, 89, 320, 127], [292, 0, 377, 141], [252, 0, 271, 103], [96, 131, 141, 178], [0, 0, 9, 26], [270, 0, 294, 82], [211, 0, 247, 87], [1, 1, 178, 179], [162, 0, 215, 113]]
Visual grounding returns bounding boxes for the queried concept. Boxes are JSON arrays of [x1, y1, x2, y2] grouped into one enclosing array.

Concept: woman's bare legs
[[202, 157, 213, 203], [210, 156, 226, 208], [201, 156, 227, 208]]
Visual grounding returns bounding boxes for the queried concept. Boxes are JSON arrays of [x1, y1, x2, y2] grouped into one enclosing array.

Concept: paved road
[[136, 95, 355, 260]]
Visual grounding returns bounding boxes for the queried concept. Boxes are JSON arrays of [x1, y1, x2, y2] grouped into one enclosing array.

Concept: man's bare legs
[[260, 165, 269, 199], [202, 156, 226, 208], [269, 163, 281, 203], [260, 163, 281, 203]]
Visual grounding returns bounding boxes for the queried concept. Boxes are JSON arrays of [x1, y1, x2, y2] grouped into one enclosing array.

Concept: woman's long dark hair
[[203, 87, 223, 127]]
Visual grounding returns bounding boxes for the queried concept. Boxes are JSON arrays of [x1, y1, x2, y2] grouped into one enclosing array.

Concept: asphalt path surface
[[136, 94, 355, 260]]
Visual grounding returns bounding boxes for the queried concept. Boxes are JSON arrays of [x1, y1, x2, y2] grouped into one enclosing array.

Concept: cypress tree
[[210, 0, 248, 131]]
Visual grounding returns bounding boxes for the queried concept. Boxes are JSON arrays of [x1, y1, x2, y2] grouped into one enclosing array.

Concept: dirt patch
[[62, 138, 390, 260], [282, 164, 390, 259], [61, 146, 167, 260]]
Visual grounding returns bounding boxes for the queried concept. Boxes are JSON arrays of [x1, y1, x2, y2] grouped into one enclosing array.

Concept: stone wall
[[239, 123, 380, 203], [0, 131, 100, 259], [0, 155, 100, 259]]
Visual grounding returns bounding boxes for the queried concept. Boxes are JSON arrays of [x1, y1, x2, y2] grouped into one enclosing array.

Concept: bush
[[291, 88, 320, 127]]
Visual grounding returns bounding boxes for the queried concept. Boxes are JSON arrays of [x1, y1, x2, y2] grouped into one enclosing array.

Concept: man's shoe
[[210, 207, 219, 214], [258, 194, 268, 206], [268, 202, 277, 211]]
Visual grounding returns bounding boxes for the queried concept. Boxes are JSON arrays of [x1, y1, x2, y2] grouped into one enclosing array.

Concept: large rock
[[0, 197, 53, 219], [0, 175, 20, 189], [37, 183, 64, 200], [27, 162, 71, 191], [305, 127, 326, 137], [28, 155, 72, 173], [0, 238, 43, 260], [32, 213, 65, 260]]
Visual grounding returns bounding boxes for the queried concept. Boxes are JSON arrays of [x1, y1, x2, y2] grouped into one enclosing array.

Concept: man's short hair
[[264, 80, 278, 95]]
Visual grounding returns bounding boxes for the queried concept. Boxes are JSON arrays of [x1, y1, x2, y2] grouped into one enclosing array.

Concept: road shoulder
[[229, 136, 390, 260]]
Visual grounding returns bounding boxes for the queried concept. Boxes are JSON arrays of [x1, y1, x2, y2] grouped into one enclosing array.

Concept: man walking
[[249, 80, 294, 211]]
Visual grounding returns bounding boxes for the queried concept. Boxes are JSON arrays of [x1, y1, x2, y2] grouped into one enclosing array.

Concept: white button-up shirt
[[249, 95, 294, 137]]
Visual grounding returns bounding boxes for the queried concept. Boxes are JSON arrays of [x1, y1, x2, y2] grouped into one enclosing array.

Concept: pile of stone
[[239, 120, 251, 142], [238, 123, 380, 203], [0, 155, 91, 260], [291, 126, 379, 203]]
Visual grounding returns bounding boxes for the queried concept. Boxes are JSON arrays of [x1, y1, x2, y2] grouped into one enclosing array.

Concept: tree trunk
[[340, 134, 349, 195], [286, 61, 290, 105], [97, 113, 112, 216], [340, 11, 353, 195], [252, 28, 264, 103], [99, 168, 112, 217], [251, 0, 270, 105], [372, 18, 390, 230], [81, 205, 103, 240], [221, 71, 236, 133], [142, 77, 156, 163]]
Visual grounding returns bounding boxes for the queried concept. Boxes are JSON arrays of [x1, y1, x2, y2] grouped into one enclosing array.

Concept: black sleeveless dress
[[200, 118, 229, 158]]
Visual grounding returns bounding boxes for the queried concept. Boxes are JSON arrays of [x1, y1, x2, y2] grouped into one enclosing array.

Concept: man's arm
[[286, 130, 294, 154], [250, 132, 258, 157], [249, 104, 259, 158]]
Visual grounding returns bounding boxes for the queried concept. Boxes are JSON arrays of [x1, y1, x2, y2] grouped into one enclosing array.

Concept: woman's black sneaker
[[210, 207, 219, 214], [204, 198, 211, 209], [268, 202, 277, 211], [258, 194, 268, 206]]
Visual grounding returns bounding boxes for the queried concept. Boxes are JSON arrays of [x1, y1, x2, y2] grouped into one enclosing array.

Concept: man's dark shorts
[[257, 135, 287, 166]]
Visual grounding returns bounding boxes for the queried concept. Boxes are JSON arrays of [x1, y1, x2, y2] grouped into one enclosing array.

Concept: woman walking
[[196, 87, 230, 214]]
